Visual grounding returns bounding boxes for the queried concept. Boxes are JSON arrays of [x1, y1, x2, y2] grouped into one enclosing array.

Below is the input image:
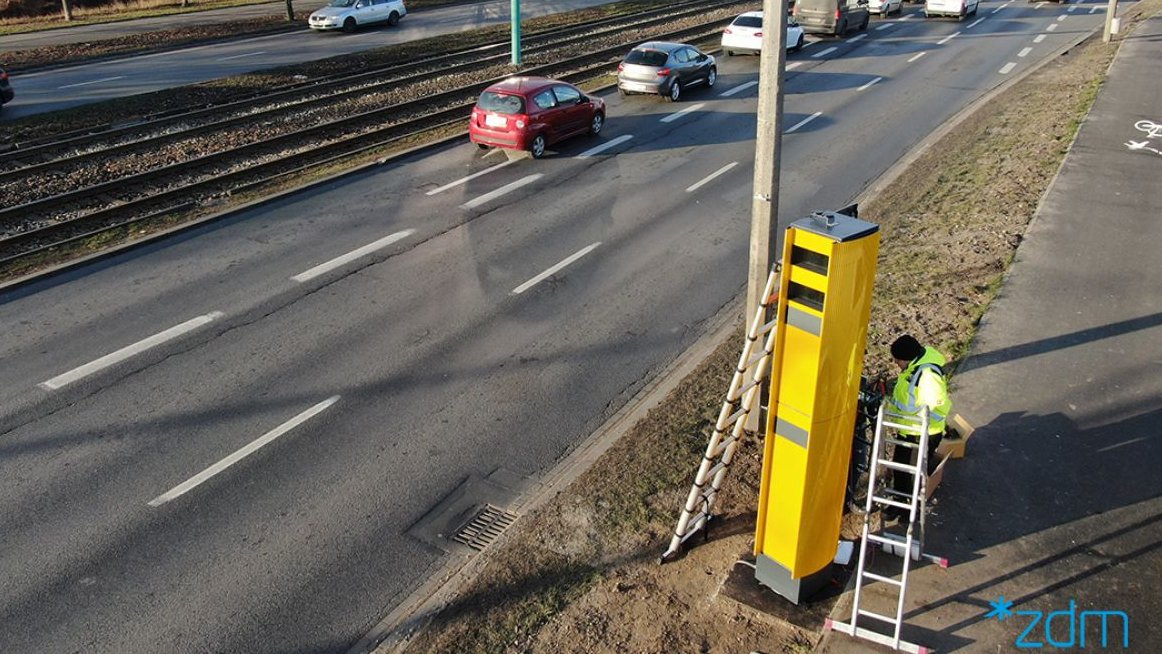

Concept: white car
[[721, 11, 807, 55], [868, 0, 903, 15], [309, 0, 406, 32], [925, 0, 978, 18]]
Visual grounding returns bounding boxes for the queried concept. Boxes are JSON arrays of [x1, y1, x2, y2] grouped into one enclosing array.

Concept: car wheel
[[860, 14, 869, 29], [387, 11, 400, 25], [530, 134, 547, 159], [706, 67, 717, 88], [477, 143, 489, 150], [618, 87, 629, 97], [836, 19, 848, 35], [793, 34, 804, 51], [667, 80, 681, 102], [589, 112, 605, 135], [725, 49, 734, 56], [342, 17, 357, 32]]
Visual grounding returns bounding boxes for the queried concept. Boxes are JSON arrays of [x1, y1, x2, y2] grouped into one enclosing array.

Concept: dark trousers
[[891, 431, 943, 496]]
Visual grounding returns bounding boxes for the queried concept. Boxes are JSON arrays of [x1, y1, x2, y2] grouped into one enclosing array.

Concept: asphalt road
[[0, 2, 1118, 652]]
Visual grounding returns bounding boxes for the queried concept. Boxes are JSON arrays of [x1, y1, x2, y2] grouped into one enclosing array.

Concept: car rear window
[[624, 49, 669, 66], [734, 15, 763, 27], [477, 91, 525, 115]]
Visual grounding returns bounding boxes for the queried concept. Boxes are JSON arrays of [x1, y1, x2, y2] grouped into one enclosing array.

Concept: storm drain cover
[[452, 504, 518, 551]]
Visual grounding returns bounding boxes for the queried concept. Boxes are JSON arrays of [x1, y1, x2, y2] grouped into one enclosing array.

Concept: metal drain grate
[[452, 504, 518, 551]]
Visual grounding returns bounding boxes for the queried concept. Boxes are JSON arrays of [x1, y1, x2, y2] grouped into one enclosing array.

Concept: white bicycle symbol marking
[[1135, 119, 1162, 138]]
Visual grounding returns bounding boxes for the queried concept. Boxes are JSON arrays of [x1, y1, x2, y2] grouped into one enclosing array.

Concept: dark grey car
[[616, 42, 717, 102], [0, 68, 13, 108]]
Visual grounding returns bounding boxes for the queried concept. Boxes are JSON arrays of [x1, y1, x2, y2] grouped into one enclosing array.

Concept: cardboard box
[[936, 413, 975, 459]]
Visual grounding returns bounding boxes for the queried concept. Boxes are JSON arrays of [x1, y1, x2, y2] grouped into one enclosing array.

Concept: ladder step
[[876, 459, 921, 474], [708, 434, 739, 459], [881, 488, 912, 499], [866, 532, 903, 546], [871, 496, 913, 510], [743, 350, 768, 369], [885, 438, 920, 449], [728, 378, 760, 402], [861, 570, 903, 586], [757, 317, 778, 335], [720, 406, 748, 430], [825, 621, 930, 654], [857, 609, 900, 625], [881, 420, 923, 431]]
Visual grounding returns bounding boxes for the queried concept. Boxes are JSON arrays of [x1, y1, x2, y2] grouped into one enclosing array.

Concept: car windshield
[[624, 49, 669, 67], [327, 0, 355, 7], [734, 15, 763, 27], [477, 91, 525, 115]]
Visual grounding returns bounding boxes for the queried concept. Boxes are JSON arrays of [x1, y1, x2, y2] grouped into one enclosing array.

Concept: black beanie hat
[[891, 335, 925, 361]]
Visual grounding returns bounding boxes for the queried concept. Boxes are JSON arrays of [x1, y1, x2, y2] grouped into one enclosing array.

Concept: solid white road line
[[858, 76, 883, 91], [59, 76, 125, 89], [721, 80, 759, 97], [787, 61, 803, 70], [999, 62, 1017, 74], [686, 162, 739, 193], [578, 134, 633, 159], [967, 17, 985, 28], [908, 51, 927, 63], [426, 161, 514, 196], [40, 312, 225, 390], [291, 229, 416, 283], [938, 31, 961, 44], [876, 22, 895, 30], [461, 173, 543, 209], [899, 13, 914, 20], [1097, 437, 1147, 452], [1034, 33, 1047, 42], [1089, 5, 1100, 13], [1047, 22, 1058, 30], [661, 102, 705, 123], [512, 243, 600, 295], [218, 51, 266, 61], [786, 112, 823, 134], [1018, 46, 1033, 57], [847, 33, 868, 42], [148, 396, 340, 507], [812, 46, 839, 58], [1035, 2, 1047, 8], [1057, 14, 1066, 20], [1067, 5, 1077, 11]]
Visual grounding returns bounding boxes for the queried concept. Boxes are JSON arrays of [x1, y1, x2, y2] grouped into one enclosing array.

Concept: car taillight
[[835, 8, 842, 18], [657, 67, 671, 77], [618, 62, 625, 71], [0, 71, 7, 82], [724, 27, 733, 34], [755, 31, 763, 36]]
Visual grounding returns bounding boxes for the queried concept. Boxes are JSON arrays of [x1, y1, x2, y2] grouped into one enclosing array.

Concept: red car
[[468, 77, 605, 159]]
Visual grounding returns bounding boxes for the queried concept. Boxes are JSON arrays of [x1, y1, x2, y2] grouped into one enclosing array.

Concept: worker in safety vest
[[886, 334, 953, 515]]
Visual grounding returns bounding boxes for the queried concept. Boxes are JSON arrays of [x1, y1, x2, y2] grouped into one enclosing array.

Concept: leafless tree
[[61, 0, 74, 21]]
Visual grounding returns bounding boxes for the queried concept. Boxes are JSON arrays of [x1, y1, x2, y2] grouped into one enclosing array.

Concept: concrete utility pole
[[747, 0, 789, 322], [745, 0, 788, 432], [1102, 0, 1119, 42]]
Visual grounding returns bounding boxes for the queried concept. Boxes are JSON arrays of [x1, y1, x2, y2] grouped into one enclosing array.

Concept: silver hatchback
[[616, 42, 717, 102]]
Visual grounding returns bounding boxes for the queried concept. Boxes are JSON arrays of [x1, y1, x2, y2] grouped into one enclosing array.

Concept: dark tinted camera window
[[736, 15, 763, 27], [625, 49, 669, 66], [477, 91, 525, 115]]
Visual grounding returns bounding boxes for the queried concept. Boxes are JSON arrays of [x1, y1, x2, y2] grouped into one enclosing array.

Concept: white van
[[309, 0, 406, 32], [925, 0, 978, 18]]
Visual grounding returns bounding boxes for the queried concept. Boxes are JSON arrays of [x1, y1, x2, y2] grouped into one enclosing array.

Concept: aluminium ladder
[[660, 265, 781, 563], [826, 405, 948, 653]]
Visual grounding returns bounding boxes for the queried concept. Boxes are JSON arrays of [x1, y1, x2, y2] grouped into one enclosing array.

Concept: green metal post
[[511, 0, 522, 66]]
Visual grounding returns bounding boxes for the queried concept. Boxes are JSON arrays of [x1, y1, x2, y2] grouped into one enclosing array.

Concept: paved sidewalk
[[817, 13, 1162, 654]]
